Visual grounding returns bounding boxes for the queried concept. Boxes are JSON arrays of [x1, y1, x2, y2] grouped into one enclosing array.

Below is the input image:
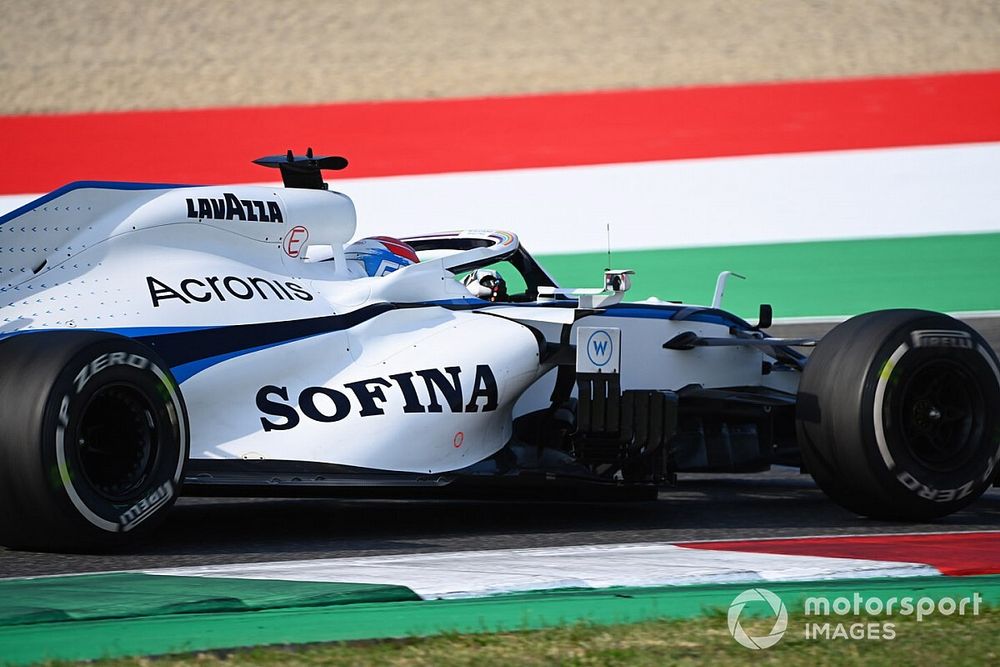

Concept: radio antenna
[[606, 223, 612, 270]]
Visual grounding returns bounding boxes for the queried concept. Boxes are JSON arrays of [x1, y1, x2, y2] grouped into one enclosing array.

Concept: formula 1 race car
[[1, 151, 998, 551]]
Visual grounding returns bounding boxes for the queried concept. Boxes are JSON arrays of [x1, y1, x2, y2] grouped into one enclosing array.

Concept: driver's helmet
[[463, 268, 508, 302], [344, 236, 419, 277]]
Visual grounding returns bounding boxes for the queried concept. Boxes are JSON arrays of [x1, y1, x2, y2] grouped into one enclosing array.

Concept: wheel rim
[[76, 383, 160, 502], [894, 358, 985, 473]]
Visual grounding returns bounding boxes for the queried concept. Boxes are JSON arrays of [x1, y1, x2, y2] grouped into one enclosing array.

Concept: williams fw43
[[1, 151, 998, 551]]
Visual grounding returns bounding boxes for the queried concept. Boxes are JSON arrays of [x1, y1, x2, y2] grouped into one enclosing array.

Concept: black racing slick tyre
[[0, 332, 188, 551], [796, 310, 1000, 521]]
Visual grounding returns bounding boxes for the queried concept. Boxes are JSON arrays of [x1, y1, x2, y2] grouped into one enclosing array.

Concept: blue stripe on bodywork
[[439, 298, 752, 329], [602, 304, 752, 329], [170, 337, 324, 384], [136, 303, 397, 382], [0, 181, 194, 226], [0, 304, 396, 383], [0, 299, 752, 384], [104, 324, 215, 337], [0, 324, 211, 345]]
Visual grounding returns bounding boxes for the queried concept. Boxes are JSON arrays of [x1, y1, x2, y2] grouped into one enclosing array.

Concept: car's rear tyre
[[0, 332, 188, 551], [796, 310, 1000, 520]]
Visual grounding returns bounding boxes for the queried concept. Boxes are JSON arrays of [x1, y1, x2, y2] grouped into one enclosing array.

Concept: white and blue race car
[[1, 151, 997, 551]]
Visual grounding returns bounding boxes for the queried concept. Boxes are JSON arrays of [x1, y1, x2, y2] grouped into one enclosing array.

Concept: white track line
[[4, 142, 999, 254], [335, 142, 1000, 253]]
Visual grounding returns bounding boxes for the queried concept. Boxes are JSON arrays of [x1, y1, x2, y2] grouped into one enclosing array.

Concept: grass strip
[[63, 606, 1000, 667], [2, 575, 998, 665]]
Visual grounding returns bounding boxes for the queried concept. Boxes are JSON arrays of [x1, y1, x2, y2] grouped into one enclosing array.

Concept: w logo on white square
[[576, 327, 621, 374]]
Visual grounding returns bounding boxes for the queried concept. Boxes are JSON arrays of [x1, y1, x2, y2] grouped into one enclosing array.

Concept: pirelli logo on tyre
[[911, 330, 974, 350], [119, 481, 174, 532]]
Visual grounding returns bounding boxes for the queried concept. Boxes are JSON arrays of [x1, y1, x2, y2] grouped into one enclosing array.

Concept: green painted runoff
[[537, 233, 1000, 319]]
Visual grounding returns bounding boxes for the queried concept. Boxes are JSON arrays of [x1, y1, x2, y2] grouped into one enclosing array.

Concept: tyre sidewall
[[0, 332, 189, 550], [857, 317, 1000, 513]]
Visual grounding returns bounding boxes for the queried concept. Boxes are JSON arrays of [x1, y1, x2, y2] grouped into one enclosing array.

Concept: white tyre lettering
[[981, 452, 1000, 483], [74, 366, 90, 393], [897, 474, 976, 503], [955, 481, 975, 501], [937, 488, 958, 502], [897, 471, 921, 491], [91, 353, 110, 374], [58, 395, 70, 427], [911, 330, 974, 349], [119, 481, 174, 531], [126, 354, 149, 370], [74, 352, 152, 393]]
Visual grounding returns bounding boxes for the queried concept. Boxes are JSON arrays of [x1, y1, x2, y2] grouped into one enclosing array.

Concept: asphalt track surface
[[1, 317, 997, 578]]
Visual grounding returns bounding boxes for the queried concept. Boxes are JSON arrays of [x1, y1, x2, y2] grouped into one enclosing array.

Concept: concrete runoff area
[[1, 0, 999, 114]]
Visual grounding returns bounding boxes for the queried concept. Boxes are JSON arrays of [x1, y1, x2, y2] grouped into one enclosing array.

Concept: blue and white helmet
[[344, 236, 420, 277], [463, 268, 508, 301]]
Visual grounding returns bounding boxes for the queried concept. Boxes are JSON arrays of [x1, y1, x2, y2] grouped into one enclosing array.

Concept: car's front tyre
[[0, 332, 188, 551], [796, 310, 1000, 520]]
